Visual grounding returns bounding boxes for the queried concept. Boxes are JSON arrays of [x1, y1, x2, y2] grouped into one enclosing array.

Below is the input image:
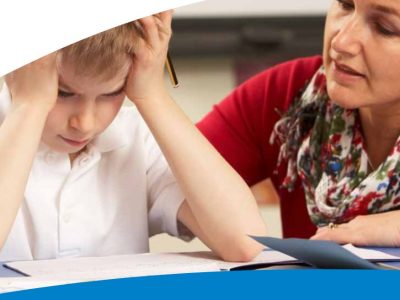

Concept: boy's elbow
[[218, 238, 263, 262]]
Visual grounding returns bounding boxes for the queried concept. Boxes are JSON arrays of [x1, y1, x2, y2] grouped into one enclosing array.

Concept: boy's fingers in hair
[[152, 16, 171, 41], [133, 20, 145, 39], [55, 51, 63, 72], [4, 72, 14, 91], [38, 52, 59, 71], [130, 23, 148, 60], [138, 16, 160, 49], [132, 35, 147, 60], [156, 10, 173, 26], [22, 52, 58, 70], [153, 14, 172, 40], [6, 51, 58, 81]]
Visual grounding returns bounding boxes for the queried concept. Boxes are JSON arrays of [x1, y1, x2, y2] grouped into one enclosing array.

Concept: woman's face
[[324, 0, 400, 109]]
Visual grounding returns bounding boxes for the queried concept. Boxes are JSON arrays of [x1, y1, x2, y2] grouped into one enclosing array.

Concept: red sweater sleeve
[[197, 56, 323, 238], [197, 56, 323, 185]]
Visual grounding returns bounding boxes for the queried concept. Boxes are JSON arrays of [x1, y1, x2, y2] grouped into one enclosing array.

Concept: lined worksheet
[[5, 246, 399, 282], [5, 251, 295, 280]]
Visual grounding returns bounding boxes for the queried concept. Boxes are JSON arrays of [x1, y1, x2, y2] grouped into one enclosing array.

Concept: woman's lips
[[60, 136, 90, 147], [332, 61, 365, 83], [335, 62, 364, 76]]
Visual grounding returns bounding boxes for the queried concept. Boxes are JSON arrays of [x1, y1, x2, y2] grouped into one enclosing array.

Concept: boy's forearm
[[135, 93, 267, 261], [0, 103, 49, 248]]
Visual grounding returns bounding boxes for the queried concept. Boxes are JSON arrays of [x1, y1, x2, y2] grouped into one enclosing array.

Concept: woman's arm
[[0, 54, 58, 248], [126, 11, 267, 262], [311, 211, 400, 246]]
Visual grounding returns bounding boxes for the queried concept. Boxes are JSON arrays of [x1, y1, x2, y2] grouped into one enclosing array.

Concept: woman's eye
[[337, 0, 354, 11], [375, 22, 397, 37], [58, 90, 74, 98]]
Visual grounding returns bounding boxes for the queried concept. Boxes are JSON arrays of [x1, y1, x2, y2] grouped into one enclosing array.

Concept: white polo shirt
[[0, 85, 188, 262]]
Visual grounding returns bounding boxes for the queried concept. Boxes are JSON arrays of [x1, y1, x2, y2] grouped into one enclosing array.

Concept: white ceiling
[[175, 0, 331, 17]]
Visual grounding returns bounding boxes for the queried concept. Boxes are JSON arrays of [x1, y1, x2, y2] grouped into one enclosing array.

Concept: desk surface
[[0, 264, 24, 277], [2, 248, 400, 277]]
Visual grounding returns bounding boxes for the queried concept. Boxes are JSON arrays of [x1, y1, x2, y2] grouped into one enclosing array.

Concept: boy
[[0, 11, 266, 262]]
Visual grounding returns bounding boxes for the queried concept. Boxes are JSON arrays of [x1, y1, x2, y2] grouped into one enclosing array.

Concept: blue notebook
[[251, 236, 384, 269]]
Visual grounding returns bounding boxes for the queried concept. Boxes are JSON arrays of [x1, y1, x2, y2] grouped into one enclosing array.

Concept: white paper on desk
[[0, 277, 80, 294], [182, 250, 298, 270], [5, 250, 299, 280], [343, 244, 400, 261], [186, 245, 400, 269], [214, 244, 400, 269], [6, 246, 398, 281], [5, 252, 222, 280]]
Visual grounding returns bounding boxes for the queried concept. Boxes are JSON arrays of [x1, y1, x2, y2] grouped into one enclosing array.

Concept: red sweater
[[197, 56, 323, 238]]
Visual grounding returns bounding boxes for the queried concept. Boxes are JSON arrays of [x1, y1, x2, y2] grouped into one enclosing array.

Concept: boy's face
[[41, 59, 129, 154]]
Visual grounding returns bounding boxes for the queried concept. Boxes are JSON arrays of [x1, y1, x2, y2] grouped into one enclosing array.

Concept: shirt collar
[[0, 83, 129, 154], [91, 110, 130, 153]]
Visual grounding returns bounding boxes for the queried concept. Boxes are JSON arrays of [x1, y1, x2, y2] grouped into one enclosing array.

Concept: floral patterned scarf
[[270, 67, 400, 226]]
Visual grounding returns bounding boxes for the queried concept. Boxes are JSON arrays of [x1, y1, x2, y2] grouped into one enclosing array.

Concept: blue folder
[[251, 236, 387, 269]]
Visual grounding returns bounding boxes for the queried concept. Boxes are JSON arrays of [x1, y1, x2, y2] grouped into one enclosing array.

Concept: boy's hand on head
[[5, 52, 59, 112], [125, 10, 173, 104]]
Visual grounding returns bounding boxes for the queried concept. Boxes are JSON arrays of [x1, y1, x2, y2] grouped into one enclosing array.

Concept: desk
[[0, 263, 24, 277], [367, 247, 400, 268], [1, 247, 400, 278]]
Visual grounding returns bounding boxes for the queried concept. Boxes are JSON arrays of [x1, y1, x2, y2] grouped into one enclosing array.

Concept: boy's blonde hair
[[61, 22, 138, 81]]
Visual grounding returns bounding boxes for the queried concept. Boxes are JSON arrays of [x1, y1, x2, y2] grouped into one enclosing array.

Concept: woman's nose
[[331, 16, 363, 57]]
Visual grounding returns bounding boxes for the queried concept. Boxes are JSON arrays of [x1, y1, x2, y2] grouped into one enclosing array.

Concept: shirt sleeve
[[196, 56, 323, 239], [144, 126, 194, 241]]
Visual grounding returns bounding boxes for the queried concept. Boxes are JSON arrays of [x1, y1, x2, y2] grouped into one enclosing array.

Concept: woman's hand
[[5, 52, 59, 112], [125, 10, 172, 104], [310, 211, 400, 247]]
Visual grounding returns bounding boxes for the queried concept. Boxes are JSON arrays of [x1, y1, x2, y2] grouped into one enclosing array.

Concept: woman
[[198, 0, 400, 246]]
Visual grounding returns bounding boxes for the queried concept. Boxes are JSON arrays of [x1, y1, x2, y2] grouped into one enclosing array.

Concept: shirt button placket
[[59, 184, 74, 254], [63, 213, 71, 223], [79, 156, 90, 167], [45, 152, 57, 165]]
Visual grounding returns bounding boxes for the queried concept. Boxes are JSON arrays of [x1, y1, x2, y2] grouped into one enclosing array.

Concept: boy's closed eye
[[58, 89, 75, 98], [103, 87, 125, 97], [58, 87, 125, 98]]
